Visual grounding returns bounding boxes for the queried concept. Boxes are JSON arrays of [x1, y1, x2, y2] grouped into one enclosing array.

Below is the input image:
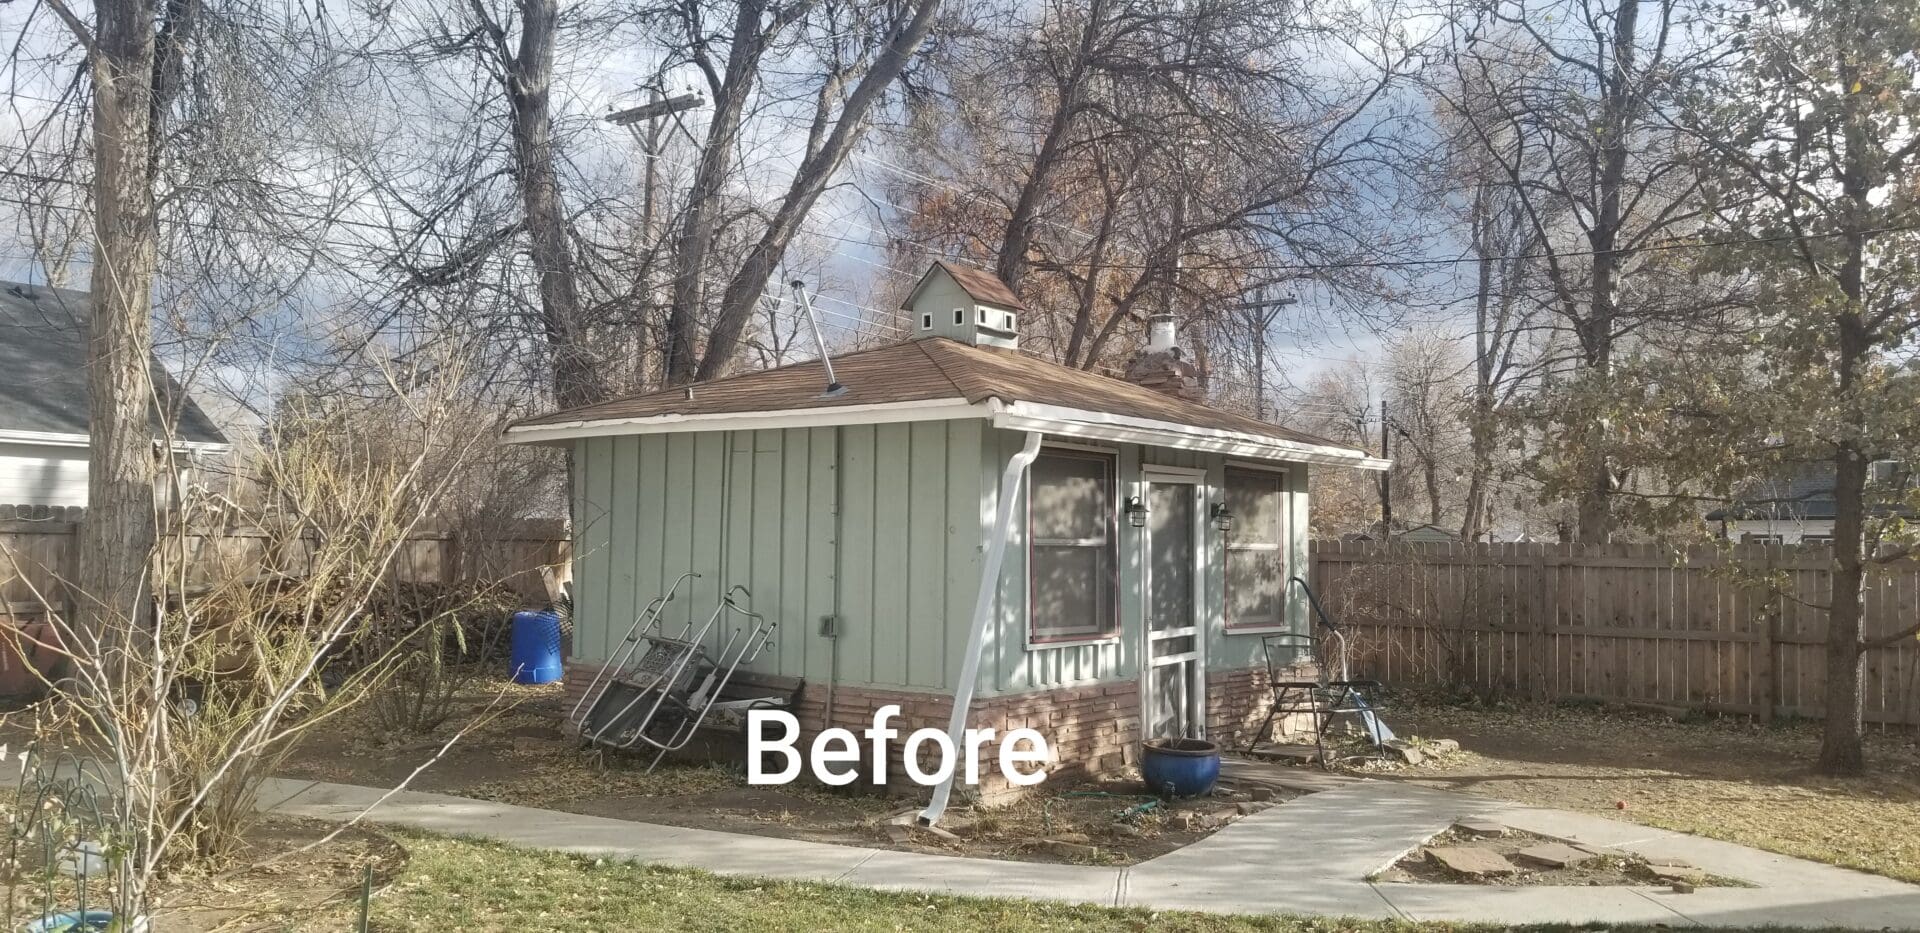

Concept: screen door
[[1142, 475, 1205, 739]]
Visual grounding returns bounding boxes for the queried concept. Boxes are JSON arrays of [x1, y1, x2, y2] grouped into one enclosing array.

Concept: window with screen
[[1028, 448, 1118, 642], [1225, 467, 1288, 630]]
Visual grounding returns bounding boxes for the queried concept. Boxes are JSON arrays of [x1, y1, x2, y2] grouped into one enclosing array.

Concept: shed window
[[1028, 448, 1118, 642], [1225, 467, 1287, 630]]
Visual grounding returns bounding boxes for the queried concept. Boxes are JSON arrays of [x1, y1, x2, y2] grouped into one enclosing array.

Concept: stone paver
[[1453, 818, 1507, 837], [259, 777, 1920, 930], [1514, 842, 1592, 869], [1424, 845, 1517, 876]]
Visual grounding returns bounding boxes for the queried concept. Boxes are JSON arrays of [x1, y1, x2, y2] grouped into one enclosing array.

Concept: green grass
[[360, 831, 1840, 933]]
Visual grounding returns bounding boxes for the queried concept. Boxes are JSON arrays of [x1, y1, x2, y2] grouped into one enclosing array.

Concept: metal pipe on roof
[[790, 280, 846, 398]]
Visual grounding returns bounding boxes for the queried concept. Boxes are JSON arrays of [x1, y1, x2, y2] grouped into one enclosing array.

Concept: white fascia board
[[0, 428, 230, 454], [988, 400, 1390, 471], [500, 398, 992, 445]]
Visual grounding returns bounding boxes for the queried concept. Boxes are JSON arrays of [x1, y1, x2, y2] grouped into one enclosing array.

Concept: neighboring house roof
[[1703, 462, 1909, 521], [1396, 523, 1459, 542], [906, 260, 1026, 311], [506, 337, 1383, 468], [0, 281, 229, 447]]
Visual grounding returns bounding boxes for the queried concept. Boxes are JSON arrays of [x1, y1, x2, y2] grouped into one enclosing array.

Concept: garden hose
[[1043, 791, 1163, 833]]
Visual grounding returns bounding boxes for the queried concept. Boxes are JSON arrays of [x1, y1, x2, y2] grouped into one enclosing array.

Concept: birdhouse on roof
[[902, 260, 1024, 350]]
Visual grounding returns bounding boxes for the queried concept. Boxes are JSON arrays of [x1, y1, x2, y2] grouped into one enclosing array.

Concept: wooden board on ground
[[1249, 743, 1320, 764]]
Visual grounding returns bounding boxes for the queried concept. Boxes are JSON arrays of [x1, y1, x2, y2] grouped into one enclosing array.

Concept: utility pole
[[1232, 290, 1299, 421], [1379, 400, 1393, 534], [607, 88, 704, 385]]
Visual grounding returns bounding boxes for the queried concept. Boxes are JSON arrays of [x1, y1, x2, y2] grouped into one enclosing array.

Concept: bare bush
[[0, 355, 494, 918]]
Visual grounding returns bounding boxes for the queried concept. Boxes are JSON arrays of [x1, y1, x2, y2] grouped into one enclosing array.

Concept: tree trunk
[[1820, 442, 1868, 774], [663, 0, 764, 387], [1572, 0, 1639, 546], [1424, 456, 1442, 526], [692, 0, 943, 383], [76, 0, 163, 650], [1818, 48, 1875, 774], [1460, 193, 1497, 543], [505, 0, 596, 409]]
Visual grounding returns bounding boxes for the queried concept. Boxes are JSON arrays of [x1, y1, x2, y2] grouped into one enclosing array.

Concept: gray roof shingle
[[0, 281, 229, 446]]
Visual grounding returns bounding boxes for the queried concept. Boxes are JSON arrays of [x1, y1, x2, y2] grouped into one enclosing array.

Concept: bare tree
[[1384, 330, 1471, 528], [883, 0, 1424, 375], [1434, 0, 1733, 543], [658, 0, 945, 385], [1276, 362, 1380, 536], [32, 0, 203, 647], [464, 0, 599, 409], [1421, 52, 1557, 540]]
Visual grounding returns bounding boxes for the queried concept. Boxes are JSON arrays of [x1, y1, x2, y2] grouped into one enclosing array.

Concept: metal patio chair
[[574, 579, 781, 771], [1243, 577, 1394, 767]]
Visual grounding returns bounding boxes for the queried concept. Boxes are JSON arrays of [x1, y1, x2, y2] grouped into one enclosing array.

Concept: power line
[[854, 149, 1920, 273]]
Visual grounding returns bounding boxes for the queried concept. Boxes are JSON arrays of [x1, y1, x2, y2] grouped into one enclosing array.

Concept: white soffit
[[987, 401, 1390, 471], [500, 398, 991, 445], [498, 395, 1387, 471]]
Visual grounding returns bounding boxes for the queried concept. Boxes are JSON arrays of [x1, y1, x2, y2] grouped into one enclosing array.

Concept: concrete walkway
[[260, 777, 1920, 930]]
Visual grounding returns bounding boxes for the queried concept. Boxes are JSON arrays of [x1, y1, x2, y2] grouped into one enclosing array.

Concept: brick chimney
[[1124, 313, 1204, 402]]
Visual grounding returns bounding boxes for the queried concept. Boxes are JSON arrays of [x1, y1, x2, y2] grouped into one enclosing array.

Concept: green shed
[[504, 261, 1387, 798]]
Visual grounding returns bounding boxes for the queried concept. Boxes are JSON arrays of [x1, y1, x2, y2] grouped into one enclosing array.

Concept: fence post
[[1530, 547, 1550, 700], [1760, 544, 1779, 723]]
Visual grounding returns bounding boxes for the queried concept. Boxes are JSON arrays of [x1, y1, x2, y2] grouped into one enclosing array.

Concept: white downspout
[[919, 430, 1043, 826]]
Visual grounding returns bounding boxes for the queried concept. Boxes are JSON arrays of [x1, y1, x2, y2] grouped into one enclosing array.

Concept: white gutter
[[500, 399, 990, 445], [988, 400, 1389, 471], [499, 391, 1385, 471], [0, 428, 231, 454], [919, 429, 1043, 827]]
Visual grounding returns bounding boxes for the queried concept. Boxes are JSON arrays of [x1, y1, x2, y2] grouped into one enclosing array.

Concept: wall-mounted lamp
[[1125, 496, 1149, 528], [1211, 502, 1234, 534]]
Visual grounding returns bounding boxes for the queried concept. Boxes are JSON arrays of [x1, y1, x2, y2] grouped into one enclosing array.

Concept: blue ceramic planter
[[1141, 738, 1221, 797]]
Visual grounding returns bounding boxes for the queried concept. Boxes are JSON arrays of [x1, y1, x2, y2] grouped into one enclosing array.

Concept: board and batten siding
[[569, 421, 985, 693], [568, 421, 1311, 701], [981, 427, 1311, 697]]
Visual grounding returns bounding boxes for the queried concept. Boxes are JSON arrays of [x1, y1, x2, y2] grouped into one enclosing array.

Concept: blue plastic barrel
[[509, 609, 564, 684]]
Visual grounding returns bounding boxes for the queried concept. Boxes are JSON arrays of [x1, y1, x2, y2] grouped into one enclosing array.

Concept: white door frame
[[1138, 465, 1208, 739]]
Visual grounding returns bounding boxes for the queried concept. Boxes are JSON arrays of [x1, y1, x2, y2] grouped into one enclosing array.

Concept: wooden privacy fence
[[0, 518, 570, 623], [1310, 540, 1920, 728]]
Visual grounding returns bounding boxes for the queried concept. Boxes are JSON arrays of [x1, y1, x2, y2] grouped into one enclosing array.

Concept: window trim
[[1223, 462, 1292, 633], [1025, 444, 1122, 648]]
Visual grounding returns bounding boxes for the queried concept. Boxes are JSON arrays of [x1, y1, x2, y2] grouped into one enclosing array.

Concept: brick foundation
[[563, 658, 1314, 802], [1206, 659, 1318, 750]]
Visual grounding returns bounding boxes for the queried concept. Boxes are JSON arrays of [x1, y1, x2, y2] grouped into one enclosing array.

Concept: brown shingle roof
[[510, 337, 1358, 454], [926, 261, 1025, 311], [512, 340, 957, 426], [917, 339, 1345, 449]]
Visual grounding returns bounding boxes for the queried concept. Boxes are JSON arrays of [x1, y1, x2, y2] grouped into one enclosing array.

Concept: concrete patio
[[259, 774, 1920, 929]]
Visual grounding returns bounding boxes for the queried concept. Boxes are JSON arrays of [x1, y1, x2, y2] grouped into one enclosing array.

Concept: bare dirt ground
[[279, 677, 1290, 866], [1343, 699, 1920, 884]]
